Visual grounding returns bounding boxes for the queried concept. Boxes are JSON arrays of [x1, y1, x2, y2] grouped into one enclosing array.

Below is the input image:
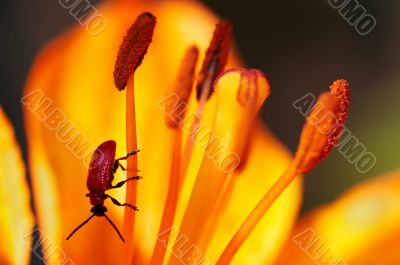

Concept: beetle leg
[[119, 163, 126, 171], [115, 150, 140, 161], [108, 176, 142, 189], [105, 194, 138, 211], [113, 150, 139, 173], [112, 160, 126, 173]]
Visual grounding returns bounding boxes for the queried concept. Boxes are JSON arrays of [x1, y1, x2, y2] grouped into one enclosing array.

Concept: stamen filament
[[150, 129, 182, 265], [199, 172, 238, 248], [215, 165, 298, 265], [113, 12, 156, 264], [152, 46, 198, 265], [181, 60, 216, 178], [123, 74, 139, 264]]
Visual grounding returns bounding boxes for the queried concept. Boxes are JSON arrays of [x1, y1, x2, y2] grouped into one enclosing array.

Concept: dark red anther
[[196, 20, 232, 100], [113, 12, 156, 91], [66, 140, 140, 242]]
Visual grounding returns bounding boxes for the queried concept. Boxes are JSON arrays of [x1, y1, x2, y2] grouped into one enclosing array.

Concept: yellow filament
[[123, 74, 139, 264]]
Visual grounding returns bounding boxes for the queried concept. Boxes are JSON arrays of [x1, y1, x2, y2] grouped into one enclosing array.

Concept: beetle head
[[91, 205, 107, 216]]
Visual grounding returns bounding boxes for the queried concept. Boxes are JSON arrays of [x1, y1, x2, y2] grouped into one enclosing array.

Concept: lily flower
[[0, 1, 398, 265], [22, 2, 301, 264]]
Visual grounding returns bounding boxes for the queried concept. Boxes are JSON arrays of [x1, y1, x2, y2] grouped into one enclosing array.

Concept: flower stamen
[[327, 79, 351, 151], [196, 20, 232, 100], [113, 12, 156, 91], [216, 83, 351, 265], [151, 46, 199, 265], [181, 20, 232, 179], [294, 92, 339, 173], [113, 12, 156, 265], [164, 46, 199, 129]]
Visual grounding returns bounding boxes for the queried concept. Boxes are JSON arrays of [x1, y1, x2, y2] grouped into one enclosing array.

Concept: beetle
[[66, 140, 140, 242]]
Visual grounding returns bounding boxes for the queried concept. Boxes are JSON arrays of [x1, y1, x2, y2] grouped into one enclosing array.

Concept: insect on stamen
[[66, 140, 140, 241]]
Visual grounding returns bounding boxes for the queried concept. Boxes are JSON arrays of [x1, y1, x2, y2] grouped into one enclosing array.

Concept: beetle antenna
[[66, 213, 96, 240], [103, 213, 125, 242]]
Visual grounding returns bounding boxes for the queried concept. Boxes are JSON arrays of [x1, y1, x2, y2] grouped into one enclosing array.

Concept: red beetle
[[66, 140, 140, 241]]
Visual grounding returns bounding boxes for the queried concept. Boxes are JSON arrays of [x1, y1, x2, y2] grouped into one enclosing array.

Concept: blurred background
[[1, 1, 399, 263]]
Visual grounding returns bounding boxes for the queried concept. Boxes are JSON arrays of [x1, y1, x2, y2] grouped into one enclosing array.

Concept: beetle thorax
[[89, 190, 106, 206]]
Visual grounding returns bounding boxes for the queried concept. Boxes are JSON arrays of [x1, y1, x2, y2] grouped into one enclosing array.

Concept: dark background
[[1, 1, 399, 264]]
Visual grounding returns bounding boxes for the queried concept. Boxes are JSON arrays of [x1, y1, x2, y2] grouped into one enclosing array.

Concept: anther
[[113, 12, 156, 90], [196, 20, 232, 100]]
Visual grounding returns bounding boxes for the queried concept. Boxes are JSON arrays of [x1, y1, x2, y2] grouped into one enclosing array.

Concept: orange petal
[[275, 171, 400, 265], [0, 107, 34, 265]]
